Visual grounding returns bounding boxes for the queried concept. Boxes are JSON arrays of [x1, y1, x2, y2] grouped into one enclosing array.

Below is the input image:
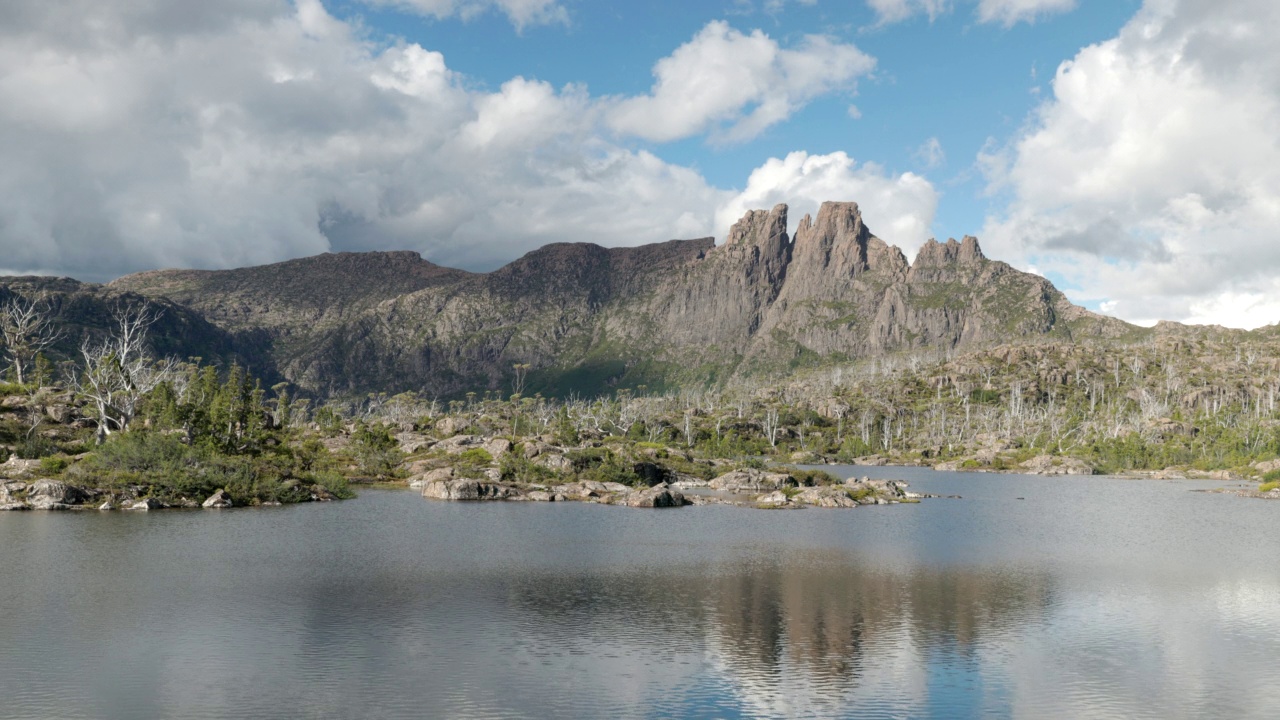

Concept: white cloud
[[866, 0, 952, 25], [981, 0, 1280, 328], [975, 0, 1076, 27], [717, 151, 938, 253], [607, 21, 875, 144], [356, 0, 568, 31], [865, 0, 1074, 26], [0, 2, 919, 280], [914, 137, 945, 168]]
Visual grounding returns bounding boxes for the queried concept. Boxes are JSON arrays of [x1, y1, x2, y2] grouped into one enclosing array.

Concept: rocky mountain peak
[[913, 236, 987, 267], [724, 203, 790, 249]]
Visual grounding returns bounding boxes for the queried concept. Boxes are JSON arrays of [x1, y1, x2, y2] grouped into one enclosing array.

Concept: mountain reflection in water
[[2, 472, 1279, 719]]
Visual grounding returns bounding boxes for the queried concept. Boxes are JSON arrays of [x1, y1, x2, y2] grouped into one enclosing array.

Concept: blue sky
[[1, 0, 1277, 328], [340, 0, 1138, 241]]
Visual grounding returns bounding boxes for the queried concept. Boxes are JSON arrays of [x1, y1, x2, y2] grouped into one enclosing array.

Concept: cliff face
[[90, 200, 1133, 397]]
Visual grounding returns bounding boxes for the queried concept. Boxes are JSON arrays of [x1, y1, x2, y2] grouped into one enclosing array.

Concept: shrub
[[15, 434, 59, 459], [1260, 481, 1280, 493], [779, 467, 841, 486], [39, 454, 70, 476], [351, 422, 403, 477], [309, 470, 355, 500]]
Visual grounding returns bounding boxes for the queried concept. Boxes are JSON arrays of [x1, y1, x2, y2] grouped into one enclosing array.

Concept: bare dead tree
[[1, 294, 62, 385], [70, 304, 178, 443]]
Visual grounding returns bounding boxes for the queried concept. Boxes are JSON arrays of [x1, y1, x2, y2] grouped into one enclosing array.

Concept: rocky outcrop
[[709, 469, 796, 492], [27, 479, 90, 505], [421, 478, 516, 501], [622, 483, 688, 508], [202, 490, 233, 508]]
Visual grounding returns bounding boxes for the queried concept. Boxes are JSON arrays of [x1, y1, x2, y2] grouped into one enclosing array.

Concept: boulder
[[756, 490, 791, 506], [709, 469, 795, 492], [622, 484, 687, 508], [0, 457, 41, 479], [27, 491, 73, 509], [435, 435, 482, 454], [45, 404, 75, 424], [97, 501, 114, 511], [794, 486, 859, 508], [202, 490, 233, 508], [1020, 455, 1094, 476], [534, 453, 572, 472], [409, 466, 453, 489], [421, 478, 515, 501], [483, 438, 512, 458], [27, 479, 90, 505], [396, 432, 433, 454], [125, 498, 162, 511], [0, 501, 29, 511], [526, 491, 554, 502], [633, 462, 672, 487]]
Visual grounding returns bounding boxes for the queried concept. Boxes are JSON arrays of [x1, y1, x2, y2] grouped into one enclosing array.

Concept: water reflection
[[2, 481, 1279, 719]]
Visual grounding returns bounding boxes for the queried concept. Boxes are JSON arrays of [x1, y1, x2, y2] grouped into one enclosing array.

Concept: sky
[[0, 0, 1276, 328]]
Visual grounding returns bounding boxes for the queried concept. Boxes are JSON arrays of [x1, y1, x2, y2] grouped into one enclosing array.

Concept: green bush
[[1260, 481, 1280, 493], [308, 470, 355, 500], [15, 435, 58, 459], [779, 467, 841, 486], [499, 454, 561, 484], [351, 422, 403, 477], [39, 454, 70, 476]]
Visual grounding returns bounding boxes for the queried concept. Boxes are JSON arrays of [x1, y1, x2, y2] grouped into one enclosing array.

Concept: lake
[[1, 468, 1277, 719]]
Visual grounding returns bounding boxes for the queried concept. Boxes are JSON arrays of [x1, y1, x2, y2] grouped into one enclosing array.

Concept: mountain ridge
[[15, 201, 1141, 397]]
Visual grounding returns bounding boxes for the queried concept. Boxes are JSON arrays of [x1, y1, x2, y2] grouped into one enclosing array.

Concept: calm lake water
[[2, 468, 1278, 719]]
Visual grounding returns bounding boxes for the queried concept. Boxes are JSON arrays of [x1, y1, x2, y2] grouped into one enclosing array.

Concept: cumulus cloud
[[716, 151, 938, 254], [606, 21, 875, 144], [865, 0, 1074, 26], [980, 0, 1280, 328], [356, 0, 568, 31], [0, 1, 929, 280], [975, 0, 1076, 27], [865, 0, 952, 25]]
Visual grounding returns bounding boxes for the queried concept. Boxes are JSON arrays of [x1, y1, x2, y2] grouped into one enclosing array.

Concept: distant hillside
[[18, 201, 1143, 398]]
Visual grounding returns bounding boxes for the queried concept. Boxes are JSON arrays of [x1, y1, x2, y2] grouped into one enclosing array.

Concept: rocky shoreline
[[0, 458, 337, 512], [417, 467, 936, 510]]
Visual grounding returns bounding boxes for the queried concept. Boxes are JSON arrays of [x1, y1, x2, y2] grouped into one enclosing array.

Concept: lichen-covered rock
[[27, 479, 90, 505], [409, 466, 453, 489], [1020, 455, 1095, 476], [755, 490, 791, 506], [202, 490, 233, 508], [421, 478, 515, 501], [622, 484, 687, 508], [0, 457, 41, 479], [534, 453, 572, 472], [709, 469, 795, 492], [794, 486, 859, 508], [435, 435, 482, 454], [483, 438, 512, 458]]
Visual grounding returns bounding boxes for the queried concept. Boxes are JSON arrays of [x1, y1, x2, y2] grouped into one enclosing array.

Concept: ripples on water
[[1, 470, 1279, 719]]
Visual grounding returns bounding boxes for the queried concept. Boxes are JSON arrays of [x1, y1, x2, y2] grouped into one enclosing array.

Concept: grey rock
[[408, 466, 453, 489], [709, 469, 796, 492], [622, 484, 687, 508], [27, 480, 90, 505], [421, 478, 515, 501], [202, 490, 233, 508], [483, 438, 512, 458], [27, 495, 74, 511], [125, 498, 162, 511]]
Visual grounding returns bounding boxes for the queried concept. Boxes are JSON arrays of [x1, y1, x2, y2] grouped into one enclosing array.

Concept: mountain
[[99, 201, 1135, 397]]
